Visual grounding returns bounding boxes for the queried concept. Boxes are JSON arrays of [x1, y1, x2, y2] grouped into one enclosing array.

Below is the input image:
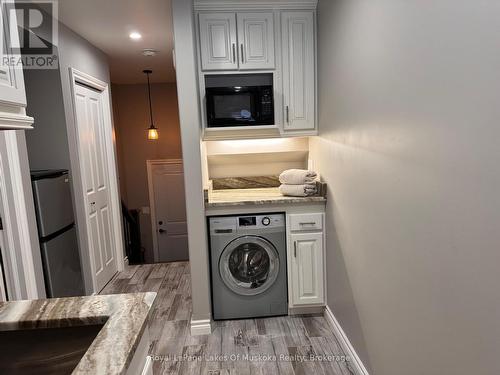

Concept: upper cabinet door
[[199, 13, 238, 71], [0, 0, 27, 107], [237, 12, 275, 70], [282, 11, 315, 131]]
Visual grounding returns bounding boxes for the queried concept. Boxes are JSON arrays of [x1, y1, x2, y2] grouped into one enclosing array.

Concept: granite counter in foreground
[[0, 292, 156, 375]]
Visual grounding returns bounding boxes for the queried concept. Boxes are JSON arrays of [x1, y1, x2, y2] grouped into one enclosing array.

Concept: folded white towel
[[279, 183, 317, 197], [279, 169, 317, 185]]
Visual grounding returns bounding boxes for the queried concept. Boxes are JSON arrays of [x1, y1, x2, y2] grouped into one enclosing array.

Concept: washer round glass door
[[219, 235, 280, 296]]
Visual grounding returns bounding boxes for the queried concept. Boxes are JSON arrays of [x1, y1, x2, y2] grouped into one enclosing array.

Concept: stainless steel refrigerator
[[31, 170, 84, 297]]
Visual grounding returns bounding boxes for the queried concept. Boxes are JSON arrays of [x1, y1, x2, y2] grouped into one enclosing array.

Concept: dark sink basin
[[0, 324, 103, 374]]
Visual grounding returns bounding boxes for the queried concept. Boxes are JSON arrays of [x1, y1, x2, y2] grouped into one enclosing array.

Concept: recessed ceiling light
[[129, 32, 142, 40]]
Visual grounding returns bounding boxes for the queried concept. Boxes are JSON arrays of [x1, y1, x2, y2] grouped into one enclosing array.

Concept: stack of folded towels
[[279, 169, 318, 197]]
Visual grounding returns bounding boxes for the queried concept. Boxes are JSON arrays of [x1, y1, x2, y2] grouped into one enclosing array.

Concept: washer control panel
[[209, 214, 285, 234], [237, 214, 284, 229]]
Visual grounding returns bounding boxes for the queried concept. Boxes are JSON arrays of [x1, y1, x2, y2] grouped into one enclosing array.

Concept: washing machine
[[209, 214, 288, 320]]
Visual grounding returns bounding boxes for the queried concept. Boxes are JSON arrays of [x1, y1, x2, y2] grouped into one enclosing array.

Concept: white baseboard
[[190, 318, 212, 336], [288, 305, 324, 315], [324, 306, 370, 375]]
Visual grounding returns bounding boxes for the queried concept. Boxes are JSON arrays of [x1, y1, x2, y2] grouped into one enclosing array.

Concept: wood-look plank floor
[[101, 262, 354, 375]]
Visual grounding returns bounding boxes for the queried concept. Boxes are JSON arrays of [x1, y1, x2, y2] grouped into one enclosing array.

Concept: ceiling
[[58, 0, 175, 84]]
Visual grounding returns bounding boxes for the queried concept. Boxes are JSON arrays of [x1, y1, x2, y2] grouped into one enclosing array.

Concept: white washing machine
[[209, 214, 288, 320]]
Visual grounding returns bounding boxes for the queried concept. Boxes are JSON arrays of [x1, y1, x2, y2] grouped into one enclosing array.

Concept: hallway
[[101, 262, 353, 375]]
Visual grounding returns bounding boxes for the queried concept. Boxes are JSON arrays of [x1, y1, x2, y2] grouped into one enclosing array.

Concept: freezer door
[[40, 226, 84, 297], [32, 174, 75, 238]]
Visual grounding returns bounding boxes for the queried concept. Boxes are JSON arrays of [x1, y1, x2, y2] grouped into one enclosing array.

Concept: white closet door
[[282, 11, 315, 131], [73, 83, 117, 292], [237, 12, 275, 70], [199, 12, 238, 71]]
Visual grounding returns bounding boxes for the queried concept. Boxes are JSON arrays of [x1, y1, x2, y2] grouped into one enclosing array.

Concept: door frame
[[68, 68, 124, 294], [146, 159, 184, 263]]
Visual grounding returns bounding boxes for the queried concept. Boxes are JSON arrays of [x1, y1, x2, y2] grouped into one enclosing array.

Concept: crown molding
[[194, 0, 318, 11]]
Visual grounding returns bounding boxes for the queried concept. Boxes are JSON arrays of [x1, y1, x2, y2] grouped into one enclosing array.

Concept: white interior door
[[73, 83, 117, 291], [148, 160, 189, 263]]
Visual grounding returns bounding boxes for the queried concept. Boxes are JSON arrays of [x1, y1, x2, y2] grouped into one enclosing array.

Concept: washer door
[[219, 235, 280, 296]]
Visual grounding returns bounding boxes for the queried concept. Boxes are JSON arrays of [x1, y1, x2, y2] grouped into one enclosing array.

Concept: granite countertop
[[0, 292, 156, 375], [206, 187, 327, 208]]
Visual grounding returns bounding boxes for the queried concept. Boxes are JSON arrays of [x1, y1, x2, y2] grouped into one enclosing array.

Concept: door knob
[[159, 229, 166, 234]]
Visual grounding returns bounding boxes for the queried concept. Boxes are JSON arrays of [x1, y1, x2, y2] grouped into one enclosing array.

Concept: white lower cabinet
[[288, 213, 325, 307]]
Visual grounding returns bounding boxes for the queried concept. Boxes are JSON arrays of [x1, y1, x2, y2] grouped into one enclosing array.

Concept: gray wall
[[311, 1, 500, 374], [24, 50, 70, 170], [25, 21, 111, 170]]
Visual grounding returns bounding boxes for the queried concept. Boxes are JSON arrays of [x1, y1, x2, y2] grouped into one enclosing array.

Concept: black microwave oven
[[206, 85, 274, 127]]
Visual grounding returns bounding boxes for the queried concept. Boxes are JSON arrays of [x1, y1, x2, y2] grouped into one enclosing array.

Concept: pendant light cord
[[146, 71, 154, 127]]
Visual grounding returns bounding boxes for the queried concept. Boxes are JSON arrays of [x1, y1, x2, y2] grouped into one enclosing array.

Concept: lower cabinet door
[[290, 232, 324, 306]]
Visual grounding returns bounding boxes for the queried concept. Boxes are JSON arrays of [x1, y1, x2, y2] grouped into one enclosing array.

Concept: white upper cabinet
[[195, 1, 318, 139], [237, 12, 275, 70], [199, 12, 275, 71], [199, 13, 238, 71], [0, 0, 26, 108], [282, 11, 315, 132], [0, 57, 26, 110], [0, 0, 33, 130]]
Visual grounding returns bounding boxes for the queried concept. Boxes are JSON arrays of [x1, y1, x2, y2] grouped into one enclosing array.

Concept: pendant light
[[144, 69, 159, 140]]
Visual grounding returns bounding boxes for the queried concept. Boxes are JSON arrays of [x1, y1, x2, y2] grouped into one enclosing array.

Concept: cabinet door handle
[[232, 43, 236, 63], [286, 106, 289, 123], [240, 44, 244, 63], [294, 241, 297, 257]]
